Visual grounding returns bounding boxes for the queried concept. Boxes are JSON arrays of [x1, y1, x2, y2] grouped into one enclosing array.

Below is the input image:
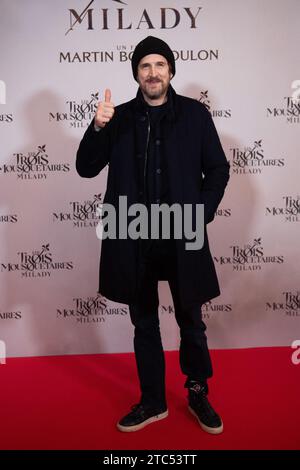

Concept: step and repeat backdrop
[[0, 0, 299, 358]]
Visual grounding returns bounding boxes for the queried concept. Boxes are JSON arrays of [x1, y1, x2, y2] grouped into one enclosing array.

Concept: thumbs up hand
[[94, 89, 115, 128]]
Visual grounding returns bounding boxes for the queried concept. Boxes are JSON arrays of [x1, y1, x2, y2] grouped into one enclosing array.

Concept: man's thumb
[[104, 88, 111, 103]]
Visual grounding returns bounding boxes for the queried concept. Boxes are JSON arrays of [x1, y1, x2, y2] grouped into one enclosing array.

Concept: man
[[76, 36, 230, 434]]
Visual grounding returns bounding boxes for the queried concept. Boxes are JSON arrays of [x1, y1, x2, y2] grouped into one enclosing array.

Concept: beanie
[[131, 36, 176, 81]]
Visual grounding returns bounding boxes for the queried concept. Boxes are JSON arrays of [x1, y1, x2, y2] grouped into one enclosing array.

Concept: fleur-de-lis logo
[[198, 90, 210, 110], [254, 140, 262, 148], [91, 93, 99, 102], [33, 145, 46, 158]]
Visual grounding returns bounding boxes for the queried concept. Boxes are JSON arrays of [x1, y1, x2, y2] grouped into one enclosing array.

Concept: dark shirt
[[146, 100, 169, 207], [142, 99, 177, 252]]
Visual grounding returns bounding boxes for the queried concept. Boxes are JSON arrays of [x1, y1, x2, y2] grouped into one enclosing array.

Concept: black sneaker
[[188, 382, 223, 434], [117, 403, 168, 432]]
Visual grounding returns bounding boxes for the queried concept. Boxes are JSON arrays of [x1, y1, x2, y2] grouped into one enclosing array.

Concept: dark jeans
[[129, 239, 213, 409]]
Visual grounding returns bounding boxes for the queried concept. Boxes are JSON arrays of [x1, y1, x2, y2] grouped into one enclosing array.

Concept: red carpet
[[0, 348, 299, 450]]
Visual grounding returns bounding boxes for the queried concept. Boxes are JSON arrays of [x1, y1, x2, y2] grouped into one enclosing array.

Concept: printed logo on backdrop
[[0, 79, 13, 123], [198, 90, 231, 119], [266, 195, 300, 223], [49, 93, 98, 128], [266, 291, 300, 317], [214, 237, 284, 271], [267, 80, 300, 124], [57, 295, 128, 324], [0, 214, 18, 223], [202, 301, 232, 320], [215, 208, 231, 218], [230, 139, 285, 175], [53, 194, 102, 228], [0, 145, 70, 180], [0, 310, 22, 320], [1, 243, 73, 278], [65, 1, 202, 35], [159, 301, 232, 320], [61, 2, 219, 64]]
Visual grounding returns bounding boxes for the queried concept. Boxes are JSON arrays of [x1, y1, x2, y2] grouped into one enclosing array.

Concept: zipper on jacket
[[143, 111, 150, 204]]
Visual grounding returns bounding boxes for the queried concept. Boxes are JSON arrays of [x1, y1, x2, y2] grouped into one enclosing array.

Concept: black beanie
[[131, 36, 175, 81]]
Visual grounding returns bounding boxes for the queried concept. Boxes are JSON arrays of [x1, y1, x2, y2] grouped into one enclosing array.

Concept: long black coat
[[76, 85, 230, 307]]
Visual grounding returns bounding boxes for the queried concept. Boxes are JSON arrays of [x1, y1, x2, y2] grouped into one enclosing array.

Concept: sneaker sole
[[117, 410, 168, 433], [188, 406, 223, 435]]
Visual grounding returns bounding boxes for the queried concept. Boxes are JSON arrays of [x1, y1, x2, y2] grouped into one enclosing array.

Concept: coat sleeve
[[75, 118, 111, 178], [200, 108, 230, 223]]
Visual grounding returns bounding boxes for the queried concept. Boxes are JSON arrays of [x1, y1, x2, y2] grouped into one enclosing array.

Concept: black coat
[[76, 85, 230, 307]]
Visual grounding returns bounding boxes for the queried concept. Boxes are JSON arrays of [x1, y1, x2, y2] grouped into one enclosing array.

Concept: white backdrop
[[0, 0, 299, 358]]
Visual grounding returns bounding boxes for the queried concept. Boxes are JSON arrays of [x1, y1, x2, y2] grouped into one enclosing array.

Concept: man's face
[[137, 54, 172, 102]]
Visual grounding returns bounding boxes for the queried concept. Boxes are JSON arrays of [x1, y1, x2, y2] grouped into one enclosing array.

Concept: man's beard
[[141, 79, 169, 100]]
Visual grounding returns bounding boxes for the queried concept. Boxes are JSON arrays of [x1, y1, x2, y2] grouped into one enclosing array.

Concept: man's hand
[[94, 89, 115, 128]]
